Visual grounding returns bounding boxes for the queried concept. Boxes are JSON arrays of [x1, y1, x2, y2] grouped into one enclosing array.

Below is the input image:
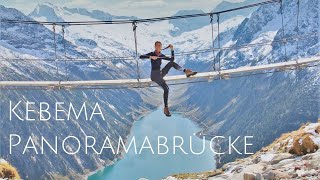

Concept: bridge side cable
[[279, 0, 288, 61], [216, 13, 222, 72], [210, 14, 216, 71], [132, 21, 141, 87], [295, 0, 300, 63], [52, 23, 59, 76], [62, 25, 69, 80]]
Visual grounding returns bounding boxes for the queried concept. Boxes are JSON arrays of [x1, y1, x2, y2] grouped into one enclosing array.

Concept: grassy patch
[[0, 162, 20, 179], [171, 169, 223, 179]]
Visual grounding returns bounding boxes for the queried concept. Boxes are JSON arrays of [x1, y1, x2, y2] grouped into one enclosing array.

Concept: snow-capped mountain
[[27, 2, 245, 73], [211, 0, 260, 22], [171, 0, 319, 167], [169, 0, 260, 37], [169, 9, 209, 37], [29, 2, 137, 22]]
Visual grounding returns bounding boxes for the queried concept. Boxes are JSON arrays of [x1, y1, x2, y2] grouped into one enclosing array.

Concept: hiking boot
[[185, 69, 198, 77], [164, 107, 171, 117]]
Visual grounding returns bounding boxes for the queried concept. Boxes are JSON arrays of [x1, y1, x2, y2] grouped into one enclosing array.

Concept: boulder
[[252, 157, 260, 164], [243, 172, 255, 180], [255, 173, 264, 180], [270, 153, 294, 165], [291, 173, 298, 178], [309, 159, 320, 170], [263, 170, 290, 180], [231, 166, 243, 173]]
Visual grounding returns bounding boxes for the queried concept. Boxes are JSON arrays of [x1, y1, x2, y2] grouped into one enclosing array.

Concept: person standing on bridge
[[140, 41, 197, 117]]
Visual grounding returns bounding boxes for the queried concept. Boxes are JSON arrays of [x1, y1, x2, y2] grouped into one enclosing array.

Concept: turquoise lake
[[88, 109, 216, 180]]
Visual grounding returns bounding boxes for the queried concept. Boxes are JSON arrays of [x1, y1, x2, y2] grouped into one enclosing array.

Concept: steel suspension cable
[[0, 18, 2, 42], [52, 24, 59, 75], [62, 25, 69, 80], [132, 21, 141, 87], [279, 0, 287, 61], [52, 24, 57, 59], [295, 0, 300, 62], [62, 25, 66, 58], [217, 13, 222, 71], [210, 14, 216, 71]]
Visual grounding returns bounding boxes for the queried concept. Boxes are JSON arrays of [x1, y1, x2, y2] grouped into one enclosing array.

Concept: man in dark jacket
[[140, 41, 197, 116]]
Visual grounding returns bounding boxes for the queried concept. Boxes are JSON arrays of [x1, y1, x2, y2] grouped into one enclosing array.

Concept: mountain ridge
[[29, 2, 137, 22]]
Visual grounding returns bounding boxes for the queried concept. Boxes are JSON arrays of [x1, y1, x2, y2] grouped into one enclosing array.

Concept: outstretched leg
[[161, 61, 184, 77], [162, 61, 198, 77]]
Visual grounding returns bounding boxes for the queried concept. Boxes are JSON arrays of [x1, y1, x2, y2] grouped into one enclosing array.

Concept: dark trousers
[[151, 61, 183, 107]]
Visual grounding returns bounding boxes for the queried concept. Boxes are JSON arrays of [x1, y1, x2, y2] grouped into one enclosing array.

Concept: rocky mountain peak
[[29, 2, 65, 22]]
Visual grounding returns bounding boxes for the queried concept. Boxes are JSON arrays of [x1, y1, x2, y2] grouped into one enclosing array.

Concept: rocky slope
[[165, 120, 320, 180]]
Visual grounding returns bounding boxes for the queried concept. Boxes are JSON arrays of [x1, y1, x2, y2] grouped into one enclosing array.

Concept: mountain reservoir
[[88, 109, 216, 180]]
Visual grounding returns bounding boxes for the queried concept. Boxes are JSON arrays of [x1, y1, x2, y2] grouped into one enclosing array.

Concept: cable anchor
[[210, 13, 214, 24]]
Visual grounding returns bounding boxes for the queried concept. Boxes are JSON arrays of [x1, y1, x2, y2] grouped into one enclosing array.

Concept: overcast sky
[[1, 0, 246, 18]]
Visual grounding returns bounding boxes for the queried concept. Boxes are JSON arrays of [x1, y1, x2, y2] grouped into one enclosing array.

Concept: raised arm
[[161, 50, 175, 61]]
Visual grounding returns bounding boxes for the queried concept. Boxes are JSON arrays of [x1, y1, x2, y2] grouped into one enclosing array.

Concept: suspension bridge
[[0, 0, 319, 89], [0, 56, 318, 89]]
